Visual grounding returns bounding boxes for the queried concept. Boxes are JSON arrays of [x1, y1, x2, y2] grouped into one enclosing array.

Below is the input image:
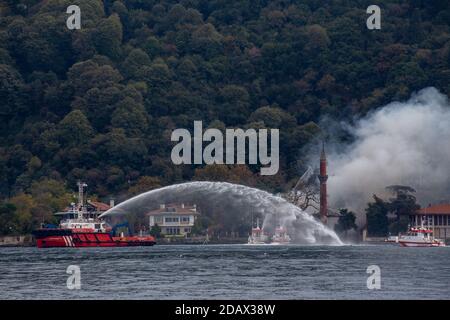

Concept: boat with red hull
[[397, 226, 445, 247], [32, 182, 156, 248], [33, 229, 156, 248]]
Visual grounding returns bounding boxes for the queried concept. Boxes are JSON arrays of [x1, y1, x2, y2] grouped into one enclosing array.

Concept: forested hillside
[[0, 0, 449, 234]]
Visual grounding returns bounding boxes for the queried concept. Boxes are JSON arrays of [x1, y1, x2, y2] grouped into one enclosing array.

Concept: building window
[[184, 228, 191, 233], [165, 217, 179, 223], [165, 227, 180, 235]]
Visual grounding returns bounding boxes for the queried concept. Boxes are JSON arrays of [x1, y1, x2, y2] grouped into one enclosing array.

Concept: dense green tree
[[111, 97, 149, 136], [92, 128, 148, 167], [217, 85, 250, 125], [190, 23, 223, 58], [67, 60, 123, 96], [365, 195, 389, 237], [94, 14, 123, 59], [58, 110, 94, 147], [141, 36, 162, 58], [194, 165, 257, 187], [249, 106, 296, 128], [9, 193, 35, 233], [127, 176, 161, 196], [0, 49, 14, 65], [335, 208, 358, 236], [122, 48, 152, 79], [0, 203, 18, 235], [0, 64, 28, 131], [149, 223, 162, 238], [385, 185, 420, 233]]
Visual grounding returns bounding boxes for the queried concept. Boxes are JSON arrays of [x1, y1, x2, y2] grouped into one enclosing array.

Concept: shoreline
[[6, 235, 445, 247], [0, 234, 250, 247], [0, 235, 34, 247]]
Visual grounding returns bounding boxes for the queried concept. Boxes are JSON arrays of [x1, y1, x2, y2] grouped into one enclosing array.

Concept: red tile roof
[[146, 204, 199, 216], [88, 201, 111, 211], [417, 204, 450, 215]]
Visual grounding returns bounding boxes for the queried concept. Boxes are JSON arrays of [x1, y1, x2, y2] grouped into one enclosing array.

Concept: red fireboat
[[32, 182, 156, 248]]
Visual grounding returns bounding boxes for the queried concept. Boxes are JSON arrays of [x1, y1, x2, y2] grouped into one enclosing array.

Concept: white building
[[147, 204, 199, 237], [410, 203, 450, 240]]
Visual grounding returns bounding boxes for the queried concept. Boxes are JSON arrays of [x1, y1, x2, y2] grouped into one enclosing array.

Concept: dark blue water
[[0, 244, 449, 299]]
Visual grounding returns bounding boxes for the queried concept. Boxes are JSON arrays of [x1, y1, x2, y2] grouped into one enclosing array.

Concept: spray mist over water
[[100, 181, 342, 245], [321, 87, 450, 224]]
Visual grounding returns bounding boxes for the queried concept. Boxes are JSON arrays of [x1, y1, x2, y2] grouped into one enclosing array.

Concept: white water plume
[[100, 181, 342, 245]]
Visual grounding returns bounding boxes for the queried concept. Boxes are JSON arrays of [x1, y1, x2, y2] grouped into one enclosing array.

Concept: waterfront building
[[147, 204, 199, 237], [409, 204, 450, 240]]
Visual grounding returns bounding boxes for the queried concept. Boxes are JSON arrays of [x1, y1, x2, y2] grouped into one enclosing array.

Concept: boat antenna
[[77, 181, 88, 219]]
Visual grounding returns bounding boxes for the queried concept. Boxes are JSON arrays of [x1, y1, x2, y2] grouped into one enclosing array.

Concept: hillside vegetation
[[0, 0, 449, 234]]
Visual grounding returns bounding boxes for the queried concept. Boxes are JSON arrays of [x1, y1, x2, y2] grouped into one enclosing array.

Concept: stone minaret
[[318, 142, 328, 225]]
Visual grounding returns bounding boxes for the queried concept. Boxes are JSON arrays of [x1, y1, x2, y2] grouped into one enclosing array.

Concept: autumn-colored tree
[[127, 176, 161, 196]]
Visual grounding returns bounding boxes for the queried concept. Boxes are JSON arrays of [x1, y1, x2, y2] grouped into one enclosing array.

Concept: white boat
[[398, 226, 445, 247], [384, 235, 398, 243], [248, 218, 269, 244], [271, 226, 291, 244]]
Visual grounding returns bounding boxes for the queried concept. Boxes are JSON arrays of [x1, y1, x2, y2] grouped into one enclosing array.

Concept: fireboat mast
[[318, 142, 328, 225], [77, 181, 88, 220]]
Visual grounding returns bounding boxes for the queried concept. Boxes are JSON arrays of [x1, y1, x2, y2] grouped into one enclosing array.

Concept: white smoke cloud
[[325, 87, 450, 224]]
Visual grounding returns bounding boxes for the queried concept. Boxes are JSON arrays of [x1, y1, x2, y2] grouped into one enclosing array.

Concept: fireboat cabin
[[409, 204, 450, 241], [55, 199, 112, 220]]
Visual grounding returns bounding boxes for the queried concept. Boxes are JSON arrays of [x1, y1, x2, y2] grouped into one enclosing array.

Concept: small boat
[[384, 235, 398, 243], [248, 218, 269, 244], [271, 226, 291, 245], [398, 226, 445, 247], [32, 182, 156, 248]]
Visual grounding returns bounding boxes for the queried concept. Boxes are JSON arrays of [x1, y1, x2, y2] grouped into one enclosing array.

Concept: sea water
[[0, 244, 449, 299]]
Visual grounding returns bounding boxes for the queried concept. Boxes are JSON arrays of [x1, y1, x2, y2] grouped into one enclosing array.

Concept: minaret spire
[[320, 140, 326, 160]]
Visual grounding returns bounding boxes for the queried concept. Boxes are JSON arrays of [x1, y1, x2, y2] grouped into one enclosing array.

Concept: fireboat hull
[[33, 229, 156, 248], [398, 241, 445, 247]]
